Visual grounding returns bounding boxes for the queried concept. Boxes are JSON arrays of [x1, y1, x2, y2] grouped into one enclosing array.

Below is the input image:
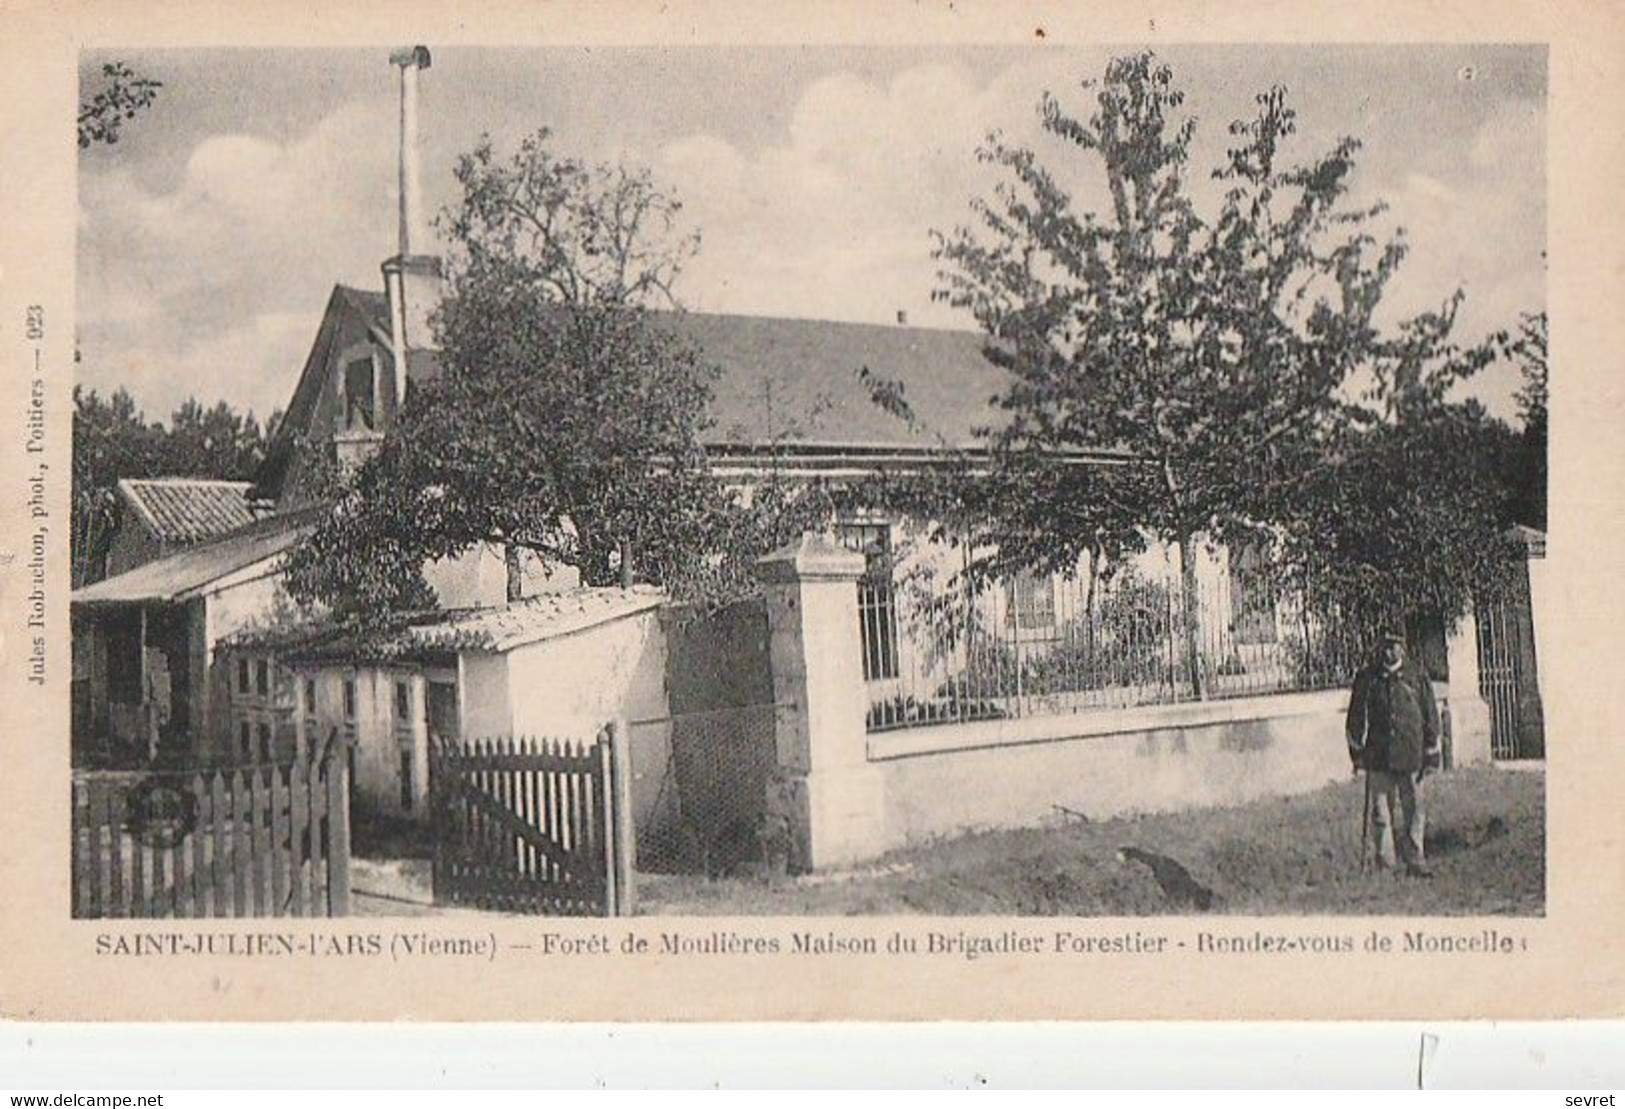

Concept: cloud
[[78, 99, 398, 418], [655, 59, 1072, 327], [76, 50, 1545, 425]]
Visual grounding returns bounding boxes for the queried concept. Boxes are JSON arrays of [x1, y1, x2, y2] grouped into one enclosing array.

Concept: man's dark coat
[[1345, 658, 1441, 773]]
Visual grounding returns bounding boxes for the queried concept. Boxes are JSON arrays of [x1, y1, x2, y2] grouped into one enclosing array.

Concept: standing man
[[1346, 631, 1442, 877]]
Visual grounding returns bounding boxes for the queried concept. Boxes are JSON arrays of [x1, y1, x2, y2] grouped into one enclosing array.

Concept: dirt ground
[[637, 764, 1545, 917], [348, 764, 1544, 918]]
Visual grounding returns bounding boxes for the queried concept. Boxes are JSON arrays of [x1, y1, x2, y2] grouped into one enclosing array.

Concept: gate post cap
[[756, 532, 866, 584]]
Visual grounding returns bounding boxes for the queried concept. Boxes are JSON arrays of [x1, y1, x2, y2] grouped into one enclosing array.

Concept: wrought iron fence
[[850, 533, 1374, 734]]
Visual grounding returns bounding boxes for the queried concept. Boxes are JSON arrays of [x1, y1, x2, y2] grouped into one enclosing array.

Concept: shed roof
[[410, 586, 666, 653], [243, 585, 668, 665], [117, 477, 265, 544], [72, 511, 314, 607]]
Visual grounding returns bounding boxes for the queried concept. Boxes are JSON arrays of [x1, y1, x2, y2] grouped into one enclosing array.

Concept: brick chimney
[[381, 45, 441, 405]]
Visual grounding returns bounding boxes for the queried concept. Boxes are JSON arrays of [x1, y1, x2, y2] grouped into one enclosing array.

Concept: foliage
[[71, 387, 277, 585], [1499, 310, 1548, 531], [79, 61, 161, 149], [285, 130, 827, 627], [928, 563, 1176, 703], [1277, 399, 1527, 634], [928, 51, 1523, 645]]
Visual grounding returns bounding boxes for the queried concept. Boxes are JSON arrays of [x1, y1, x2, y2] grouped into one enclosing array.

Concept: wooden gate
[[429, 726, 634, 916], [1476, 567, 1545, 760], [71, 752, 351, 919]]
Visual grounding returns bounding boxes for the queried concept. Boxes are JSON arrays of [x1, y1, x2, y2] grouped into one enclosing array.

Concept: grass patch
[[637, 765, 1544, 917]]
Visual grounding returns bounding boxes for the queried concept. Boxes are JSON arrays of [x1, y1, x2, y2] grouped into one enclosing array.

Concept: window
[[837, 523, 900, 681], [399, 749, 414, 811], [303, 678, 317, 714], [238, 720, 252, 760], [344, 356, 376, 431], [427, 681, 460, 741], [236, 657, 251, 695], [256, 722, 272, 763], [342, 679, 357, 721], [1009, 571, 1057, 632], [1229, 542, 1279, 645], [255, 658, 270, 697], [395, 680, 411, 720]]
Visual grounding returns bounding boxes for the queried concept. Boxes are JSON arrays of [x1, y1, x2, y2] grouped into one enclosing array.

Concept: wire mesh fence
[[628, 702, 789, 877], [850, 532, 1376, 734]]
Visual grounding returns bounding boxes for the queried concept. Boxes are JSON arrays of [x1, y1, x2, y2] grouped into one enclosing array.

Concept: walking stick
[[1358, 769, 1372, 874]]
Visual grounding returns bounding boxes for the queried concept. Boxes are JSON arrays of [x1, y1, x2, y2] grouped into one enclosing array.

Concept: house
[[105, 477, 268, 577], [219, 586, 670, 832], [72, 46, 1503, 868], [70, 509, 315, 765]]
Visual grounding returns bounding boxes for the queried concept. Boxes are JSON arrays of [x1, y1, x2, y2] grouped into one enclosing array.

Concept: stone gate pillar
[[1445, 612, 1494, 765], [757, 533, 888, 870]]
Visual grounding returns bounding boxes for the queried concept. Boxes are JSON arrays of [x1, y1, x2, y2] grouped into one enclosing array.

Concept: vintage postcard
[[1, 0, 1622, 1022]]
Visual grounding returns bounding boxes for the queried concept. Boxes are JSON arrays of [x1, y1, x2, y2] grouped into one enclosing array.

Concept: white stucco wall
[[502, 609, 668, 739], [422, 544, 580, 610], [459, 652, 512, 742], [460, 610, 671, 835], [871, 691, 1354, 848], [1526, 553, 1551, 699], [201, 572, 292, 666]]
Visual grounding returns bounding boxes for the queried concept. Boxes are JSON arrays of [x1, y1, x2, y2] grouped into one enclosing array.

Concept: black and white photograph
[[62, 40, 1553, 926]]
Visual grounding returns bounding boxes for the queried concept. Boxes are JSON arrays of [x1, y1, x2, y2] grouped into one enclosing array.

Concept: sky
[[77, 44, 1546, 426]]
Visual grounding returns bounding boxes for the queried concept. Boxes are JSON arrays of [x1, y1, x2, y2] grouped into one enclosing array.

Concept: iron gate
[[1476, 570, 1545, 760]]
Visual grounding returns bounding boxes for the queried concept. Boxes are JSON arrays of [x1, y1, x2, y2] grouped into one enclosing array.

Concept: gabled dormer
[[251, 46, 444, 513]]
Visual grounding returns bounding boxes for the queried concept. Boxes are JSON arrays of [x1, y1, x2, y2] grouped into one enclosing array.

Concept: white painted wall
[[470, 610, 672, 834], [459, 652, 512, 742], [503, 609, 668, 739], [873, 694, 1354, 848], [422, 544, 580, 609], [1526, 553, 1551, 698], [201, 572, 292, 667]]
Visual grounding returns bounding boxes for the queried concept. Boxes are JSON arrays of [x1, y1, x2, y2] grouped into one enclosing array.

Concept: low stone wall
[[869, 691, 1353, 847], [752, 533, 1497, 870], [868, 685, 1494, 849]]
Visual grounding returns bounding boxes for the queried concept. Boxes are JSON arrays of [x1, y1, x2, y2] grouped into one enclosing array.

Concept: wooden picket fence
[[71, 754, 351, 919], [430, 725, 634, 916]]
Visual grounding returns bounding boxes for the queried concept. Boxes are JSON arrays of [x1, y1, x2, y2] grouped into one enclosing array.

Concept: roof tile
[[118, 478, 265, 544]]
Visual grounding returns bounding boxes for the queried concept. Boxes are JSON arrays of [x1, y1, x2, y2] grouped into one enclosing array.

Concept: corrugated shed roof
[[117, 478, 265, 544], [410, 586, 666, 653], [72, 512, 315, 606]]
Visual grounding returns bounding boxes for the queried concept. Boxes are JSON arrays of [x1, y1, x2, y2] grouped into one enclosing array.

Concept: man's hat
[[1378, 630, 1405, 645]]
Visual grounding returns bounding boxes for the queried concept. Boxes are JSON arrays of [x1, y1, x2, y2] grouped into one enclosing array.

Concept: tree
[[932, 53, 1508, 690], [71, 388, 276, 584], [1279, 399, 1525, 641], [1501, 310, 1548, 531], [79, 61, 161, 149], [286, 131, 741, 625]]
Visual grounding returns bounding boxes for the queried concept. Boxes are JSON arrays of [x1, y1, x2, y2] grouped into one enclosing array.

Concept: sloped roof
[[1507, 523, 1547, 557], [409, 586, 665, 653], [271, 283, 1007, 460], [655, 312, 1006, 451], [241, 585, 667, 664], [117, 478, 264, 544], [72, 511, 315, 606], [342, 287, 443, 382]]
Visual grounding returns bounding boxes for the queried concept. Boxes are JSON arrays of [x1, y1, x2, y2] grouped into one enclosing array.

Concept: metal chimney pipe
[[390, 45, 432, 257]]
